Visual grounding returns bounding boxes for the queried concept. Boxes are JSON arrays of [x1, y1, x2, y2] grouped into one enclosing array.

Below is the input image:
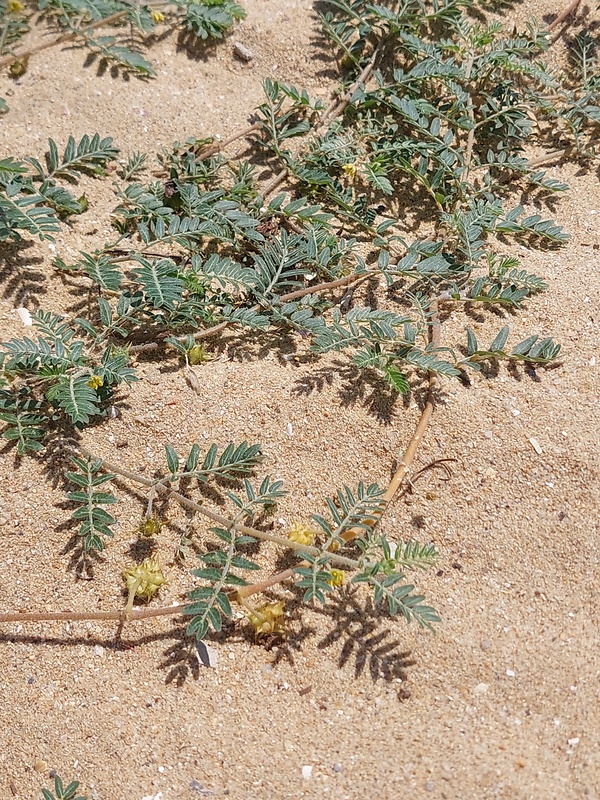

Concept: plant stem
[[0, 2, 168, 69], [0, 604, 187, 624], [262, 45, 381, 199], [74, 445, 360, 569], [128, 273, 376, 352], [525, 141, 600, 168], [278, 272, 373, 302], [239, 299, 442, 599], [128, 321, 230, 353], [195, 124, 261, 159], [321, 45, 381, 124], [548, 0, 581, 32]]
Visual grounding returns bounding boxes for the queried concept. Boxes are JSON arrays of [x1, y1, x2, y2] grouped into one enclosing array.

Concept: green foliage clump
[[0, 0, 246, 112], [1, 0, 598, 651]]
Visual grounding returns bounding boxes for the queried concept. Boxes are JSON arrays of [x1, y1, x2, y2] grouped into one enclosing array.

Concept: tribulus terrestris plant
[[0, 0, 246, 114], [1, 0, 597, 655]]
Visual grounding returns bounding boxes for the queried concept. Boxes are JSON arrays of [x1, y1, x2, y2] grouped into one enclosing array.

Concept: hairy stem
[[73, 445, 360, 570]]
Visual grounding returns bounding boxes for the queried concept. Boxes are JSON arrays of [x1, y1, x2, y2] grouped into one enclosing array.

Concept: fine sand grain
[[0, 2, 599, 798]]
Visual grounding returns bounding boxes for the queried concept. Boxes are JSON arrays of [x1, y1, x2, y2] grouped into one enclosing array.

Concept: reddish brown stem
[[321, 46, 381, 124], [0, 604, 187, 625], [279, 272, 372, 303], [0, 6, 151, 69], [548, 0, 581, 32], [195, 124, 261, 159], [239, 299, 442, 600]]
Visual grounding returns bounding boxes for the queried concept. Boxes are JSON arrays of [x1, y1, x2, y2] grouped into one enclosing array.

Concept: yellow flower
[[327, 569, 345, 587], [123, 557, 165, 603], [288, 521, 316, 547], [8, 0, 24, 13], [87, 375, 104, 390], [246, 601, 286, 638], [342, 163, 356, 177], [151, 10, 165, 23]]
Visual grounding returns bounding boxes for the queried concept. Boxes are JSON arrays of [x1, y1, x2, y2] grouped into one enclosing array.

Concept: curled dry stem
[[238, 299, 442, 601]]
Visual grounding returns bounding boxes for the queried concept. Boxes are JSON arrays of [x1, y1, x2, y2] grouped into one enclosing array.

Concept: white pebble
[[301, 765, 313, 780], [506, 669, 515, 677], [15, 307, 32, 326], [529, 437, 543, 455]]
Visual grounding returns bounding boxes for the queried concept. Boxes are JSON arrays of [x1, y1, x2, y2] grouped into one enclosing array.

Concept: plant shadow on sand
[[159, 586, 418, 696]]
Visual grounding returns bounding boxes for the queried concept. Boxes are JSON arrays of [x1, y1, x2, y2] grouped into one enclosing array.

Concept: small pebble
[[94, 645, 104, 657], [34, 760, 48, 773], [474, 682, 489, 695], [190, 779, 213, 795], [480, 639, 492, 650], [332, 763, 343, 773], [301, 765, 313, 779], [529, 437, 543, 455], [233, 42, 254, 62], [506, 669, 516, 677], [425, 780, 435, 792]]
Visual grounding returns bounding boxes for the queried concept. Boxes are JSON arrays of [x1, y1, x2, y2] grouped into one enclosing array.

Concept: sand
[[0, 1, 599, 798]]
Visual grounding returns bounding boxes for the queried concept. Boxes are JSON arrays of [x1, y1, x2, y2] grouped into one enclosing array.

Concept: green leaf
[[384, 364, 410, 394], [490, 325, 510, 353], [165, 443, 180, 474], [44, 134, 119, 181], [466, 327, 478, 356], [46, 376, 100, 425]]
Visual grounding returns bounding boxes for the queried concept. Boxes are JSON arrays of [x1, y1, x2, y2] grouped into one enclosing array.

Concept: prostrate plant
[[0, 0, 596, 651], [0, 0, 246, 113]]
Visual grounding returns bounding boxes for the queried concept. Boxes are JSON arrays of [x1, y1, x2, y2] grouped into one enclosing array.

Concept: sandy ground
[[0, 1, 599, 799]]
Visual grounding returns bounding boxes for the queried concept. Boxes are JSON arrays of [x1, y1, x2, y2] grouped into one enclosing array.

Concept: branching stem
[[239, 299, 442, 599], [0, 2, 168, 69]]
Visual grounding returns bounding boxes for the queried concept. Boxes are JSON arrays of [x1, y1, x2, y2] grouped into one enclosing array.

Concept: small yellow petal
[[87, 375, 104, 390], [288, 521, 316, 547], [8, 0, 24, 13], [342, 163, 356, 177], [151, 10, 165, 22], [327, 569, 345, 587]]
